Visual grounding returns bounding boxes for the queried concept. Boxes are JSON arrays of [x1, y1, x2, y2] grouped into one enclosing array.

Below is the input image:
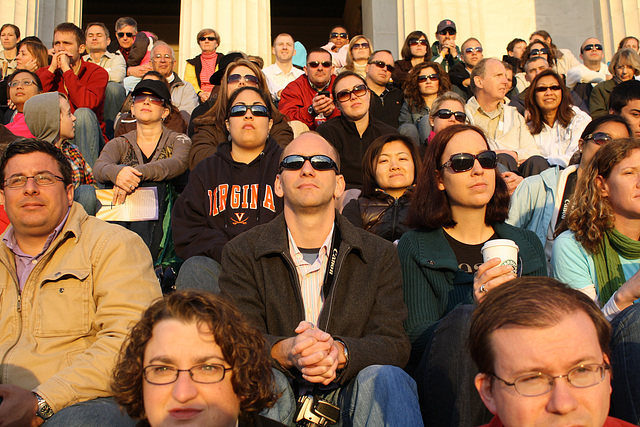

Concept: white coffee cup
[[481, 239, 519, 274]]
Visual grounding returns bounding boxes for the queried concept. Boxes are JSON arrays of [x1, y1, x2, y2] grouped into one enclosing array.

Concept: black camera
[[295, 394, 340, 426]]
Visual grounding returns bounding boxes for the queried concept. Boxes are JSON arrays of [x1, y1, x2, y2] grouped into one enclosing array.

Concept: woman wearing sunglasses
[[392, 31, 430, 89], [172, 87, 283, 290], [341, 35, 373, 78], [184, 28, 222, 104], [590, 48, 640, 119], [525, 69, 591, 168], [398, 124, 546, 371], [509, 115, 631, 265], [190, 58, 292, 170], [398, 62, 451, 144], [112, 291, 283, 427], [514, 40, 557, 92], [343, 134, 420, 243]]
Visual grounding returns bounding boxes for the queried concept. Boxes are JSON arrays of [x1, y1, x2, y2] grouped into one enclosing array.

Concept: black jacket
[[317, 115, 397, 189], [369, 84, 404, 127]]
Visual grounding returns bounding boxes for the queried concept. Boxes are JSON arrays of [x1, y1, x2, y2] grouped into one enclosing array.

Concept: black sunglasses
[[330, 32, 348, 39], [199, 36, 217, 42], [307, 61, 332, 69], [441, 151, 497, 172], [368, 60, 395, 72], [409, 38, 428, 46], [530, 48, 549, 56], [227, 74, 260, 85], [336, 84, 368, 103], [465, 46, 483, 53], [534, 85, 562, 93], [228, 104, 269, 118], [117, 32, 134, 38], [434, 109, 466, 123], [417, 74, 439, 82], [352, 42, 370, 50], [582, 43, 603, 52], [584, 132, 613, 145], [438, 29, 456, 36], [280, 155, 339, 172]]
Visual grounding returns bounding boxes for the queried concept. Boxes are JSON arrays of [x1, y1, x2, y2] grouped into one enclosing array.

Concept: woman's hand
[[112, 186, 129, 205], [473, 258, 517, 303], [614, 268, 640, 311], [501, 171, 523, 196], [198, 91, 210, 102], [115, 166, 142, 194]]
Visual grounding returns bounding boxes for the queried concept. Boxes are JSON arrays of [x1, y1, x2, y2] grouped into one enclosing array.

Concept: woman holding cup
[[398, 124, 546, 370]]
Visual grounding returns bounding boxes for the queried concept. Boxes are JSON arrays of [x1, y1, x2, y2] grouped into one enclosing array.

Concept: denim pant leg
[[104, 82, 127, 140], [337, 365, 423, 427], [175, 255, 222, 293], [73, 184, 97, 216], [609, 303, 640, 425], [260, 369, 297, 426], [46, 397, 136, 427], [72, 108, 104, 168]]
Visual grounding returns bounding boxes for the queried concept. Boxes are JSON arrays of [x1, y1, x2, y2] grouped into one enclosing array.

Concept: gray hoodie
[[23, 92, 61, 144]]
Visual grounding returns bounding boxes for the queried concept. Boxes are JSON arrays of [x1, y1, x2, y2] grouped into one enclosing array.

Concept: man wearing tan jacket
[[0, 138, 160, 425]]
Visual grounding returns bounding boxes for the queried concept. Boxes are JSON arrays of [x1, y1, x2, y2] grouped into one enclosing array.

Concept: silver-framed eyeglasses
[[4, 172, 63, 189], [143, 364, 232, 385], [8, 79, 37, 88], [492, 362, 610, 397]]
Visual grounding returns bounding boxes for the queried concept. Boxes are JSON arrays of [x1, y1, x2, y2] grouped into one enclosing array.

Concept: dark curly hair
[[408, 124, 510, 230], [525, 69, 575, 135], [111, 291, 278, 422], [402, 61, 451, 111]]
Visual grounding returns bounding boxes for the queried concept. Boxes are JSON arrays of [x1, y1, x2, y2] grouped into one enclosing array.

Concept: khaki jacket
[[0, 203, 161, 413]]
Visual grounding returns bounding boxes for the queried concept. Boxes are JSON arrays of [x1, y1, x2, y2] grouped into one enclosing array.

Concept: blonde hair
[[344, 35, 373, 72]]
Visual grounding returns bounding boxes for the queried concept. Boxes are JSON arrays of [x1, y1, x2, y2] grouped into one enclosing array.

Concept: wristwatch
[[308, 105, 318, 117], [334, 338, 349, 380], [34, 393, 54, 421]]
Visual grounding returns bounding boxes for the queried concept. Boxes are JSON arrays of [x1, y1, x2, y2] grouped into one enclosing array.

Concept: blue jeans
[[175, 255, 221, 293], [46, 397, 135, 426], [264, 365, 423, 427], [72, 108, 104, 168], [73, 184, 97, 216], [610, 303, 640, 425], [104, 82, 127, 140]]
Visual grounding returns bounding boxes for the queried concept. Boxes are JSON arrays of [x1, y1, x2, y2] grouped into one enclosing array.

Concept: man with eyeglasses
[[431, 19, 462, 72], [0, 138, 160, 425], [470, 277, 636, 427], [219, 132, 422, 426], [262, 33, 304, 104], [279, 48, 341, 132], [567, 38, 610, 90], [365, 50, 404, 127], [150, 41, 198, 119], [450, 38, 484, 100]]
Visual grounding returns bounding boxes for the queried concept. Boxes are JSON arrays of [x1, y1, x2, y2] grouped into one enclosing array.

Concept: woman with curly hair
[[112, 290, 283, 427], [525, 69, 591, 167], [398, 61, 451, 144], [189, 58, 292, 169], [552, 137, 640, 321], [341, 35, 372, 78], [392, 30, 429, 88]]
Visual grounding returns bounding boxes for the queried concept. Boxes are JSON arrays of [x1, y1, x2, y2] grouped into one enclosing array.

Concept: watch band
[[34, 393, 54, 421], [308, 105, 318, 117]]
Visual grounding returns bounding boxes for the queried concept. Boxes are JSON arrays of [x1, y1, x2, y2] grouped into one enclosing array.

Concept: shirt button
[[31, 259, 37, 264]]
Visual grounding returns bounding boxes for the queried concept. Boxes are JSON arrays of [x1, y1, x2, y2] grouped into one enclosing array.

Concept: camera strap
[[321, 222, 341, 300]]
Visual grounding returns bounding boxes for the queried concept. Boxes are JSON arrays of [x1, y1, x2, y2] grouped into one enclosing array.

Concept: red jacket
[[481, 415, 636, 427], [37, 59, 108, 130], [278, 74, 340, 130]]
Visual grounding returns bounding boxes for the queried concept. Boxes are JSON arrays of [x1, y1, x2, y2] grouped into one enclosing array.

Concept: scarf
[[593, 228, 640, 304]]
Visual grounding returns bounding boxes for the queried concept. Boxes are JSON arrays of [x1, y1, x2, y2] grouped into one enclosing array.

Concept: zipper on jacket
[[318, 244, 350, 332], [16, 293, 21, 312], [281, 251, 306, 320], [391, 198, 399, 242]]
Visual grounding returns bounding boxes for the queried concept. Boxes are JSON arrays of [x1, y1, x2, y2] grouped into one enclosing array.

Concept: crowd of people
[[0, 15, 640, 427]]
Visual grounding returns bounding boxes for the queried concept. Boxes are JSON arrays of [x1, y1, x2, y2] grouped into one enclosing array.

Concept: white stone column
[[178, 0, 272, 77], [361, 0, 399, 58]]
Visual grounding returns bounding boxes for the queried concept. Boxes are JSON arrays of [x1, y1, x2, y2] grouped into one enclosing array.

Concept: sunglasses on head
[[434, 109, 467, 123], [336, 84, 368, 103], [307, 61, 332, 69], [330, 32, 348, 39], [584, 132, 613, 145], [582, 43, 603, 52], [465, 46, 483, 53], [534, 85, 562, 93], [438, 29, 456, 36], [227, 74, 260, 86], [417, 74, 439, 83], [117, 32, 134, 38], [280, 155, 339, 172], [352, 42, 370, 50], [228, 104, 270, 118], [133, 94, 165, 106], [530, 48, 549, 56], [441, 151, 497, 172], [409, 38, 428, 46], [369, 60, 394, 72]]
